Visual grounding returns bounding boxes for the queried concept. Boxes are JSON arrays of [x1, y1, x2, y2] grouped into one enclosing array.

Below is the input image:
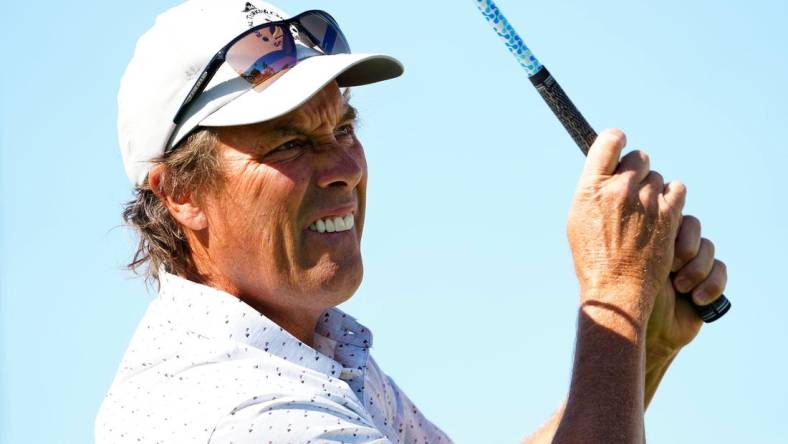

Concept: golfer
[[96, 1, 728, 442]]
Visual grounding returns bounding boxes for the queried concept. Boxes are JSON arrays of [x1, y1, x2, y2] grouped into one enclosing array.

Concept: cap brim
[[199, 53, 403, 128]]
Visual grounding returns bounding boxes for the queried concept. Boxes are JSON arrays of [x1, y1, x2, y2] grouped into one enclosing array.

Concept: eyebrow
[[270, 105, 359, 138]]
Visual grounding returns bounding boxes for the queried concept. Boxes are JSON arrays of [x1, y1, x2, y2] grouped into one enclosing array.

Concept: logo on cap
[[243, 2, 286, 27]]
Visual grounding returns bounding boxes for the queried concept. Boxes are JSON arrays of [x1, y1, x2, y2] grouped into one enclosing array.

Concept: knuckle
[[676, 243, 696, 262], [701, 238, 716, 256], [602, 128, 627, 147], [639, 183, 659, 206], [716, 259, 728, 275], [684, 267, 706, 283], [629, 149, 650, 165], [683, 214, 701, 230], [615, 164, 639, 183], [658, 201, 677, 220], [649, 171, 665, 187], [671, 180, 687, 197]]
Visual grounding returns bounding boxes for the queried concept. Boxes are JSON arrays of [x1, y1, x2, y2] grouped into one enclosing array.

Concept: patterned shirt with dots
[[95, 272, 451, 443]]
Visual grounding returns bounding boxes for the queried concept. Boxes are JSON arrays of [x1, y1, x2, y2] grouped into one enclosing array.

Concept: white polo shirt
[[96, 272, 450, 443]]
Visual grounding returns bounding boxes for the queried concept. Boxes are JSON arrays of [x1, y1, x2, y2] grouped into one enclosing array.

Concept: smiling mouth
[[308, 213, 355, 233]]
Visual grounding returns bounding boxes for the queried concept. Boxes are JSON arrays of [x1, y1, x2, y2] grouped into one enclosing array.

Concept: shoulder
[[97, 346, 380, 443], [209, 393, 390, 443]]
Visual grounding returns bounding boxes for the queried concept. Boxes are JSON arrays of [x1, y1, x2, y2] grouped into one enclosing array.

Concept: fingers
[[673, 238, 715, 294], [616, 150, 651, 184], [582, 129, 627, 179], [691, 260, 727, 306], [660, 180, 687, 224], [672, 215, 701, 272], [670, 216, 728, 307], [639, 171, 665, 206]]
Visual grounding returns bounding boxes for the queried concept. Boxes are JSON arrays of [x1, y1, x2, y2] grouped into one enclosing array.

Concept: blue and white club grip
[[474, 0, 731, 322]]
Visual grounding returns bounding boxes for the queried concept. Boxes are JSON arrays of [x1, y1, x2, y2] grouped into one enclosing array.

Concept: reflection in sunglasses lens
[[299, 12, 350, 54], [227, 25, 296, 84], [225, 13, 348, 86]]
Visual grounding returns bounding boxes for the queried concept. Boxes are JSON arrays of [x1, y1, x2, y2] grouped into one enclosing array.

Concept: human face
[[196, 83, 366, 318]]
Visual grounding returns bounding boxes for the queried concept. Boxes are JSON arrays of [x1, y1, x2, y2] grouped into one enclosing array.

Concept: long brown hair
[[122, 129, 221, 286]]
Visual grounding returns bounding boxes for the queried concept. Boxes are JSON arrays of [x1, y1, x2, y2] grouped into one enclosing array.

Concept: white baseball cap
[[118, 0, 404, 186]]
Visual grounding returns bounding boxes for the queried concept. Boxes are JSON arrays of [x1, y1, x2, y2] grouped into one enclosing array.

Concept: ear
[[149, 164, 209, 231]]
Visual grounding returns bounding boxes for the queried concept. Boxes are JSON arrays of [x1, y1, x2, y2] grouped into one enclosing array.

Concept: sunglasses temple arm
[[172, 57, 225, 125]]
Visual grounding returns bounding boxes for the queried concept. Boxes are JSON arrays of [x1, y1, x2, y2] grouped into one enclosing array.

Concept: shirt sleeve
[[208, 395, 392, 444]]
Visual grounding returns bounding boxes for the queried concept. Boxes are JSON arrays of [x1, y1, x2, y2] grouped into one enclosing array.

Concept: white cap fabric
[[118, 0, 404, 186]]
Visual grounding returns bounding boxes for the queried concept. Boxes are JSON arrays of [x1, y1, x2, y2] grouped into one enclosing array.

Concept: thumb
[[581, 128, 628, 180]]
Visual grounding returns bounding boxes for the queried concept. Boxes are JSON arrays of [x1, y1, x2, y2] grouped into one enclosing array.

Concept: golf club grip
[[530, 67, 596, 154], [529, 67, 730, 323]]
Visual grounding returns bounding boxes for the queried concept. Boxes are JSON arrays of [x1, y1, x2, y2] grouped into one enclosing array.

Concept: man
[[96, 0, 728, 443]]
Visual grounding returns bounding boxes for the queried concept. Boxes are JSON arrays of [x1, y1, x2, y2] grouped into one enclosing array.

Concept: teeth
[[309, 214, 355, 233]]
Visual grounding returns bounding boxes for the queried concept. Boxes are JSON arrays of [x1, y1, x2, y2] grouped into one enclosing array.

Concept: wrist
[[576, 265, 661, 300], [580, 286, 655, 343]]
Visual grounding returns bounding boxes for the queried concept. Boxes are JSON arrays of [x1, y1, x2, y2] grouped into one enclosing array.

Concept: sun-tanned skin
[[150, 83, 727, 443], [526, 131, 727, 443], [151, 83, 365, 345]]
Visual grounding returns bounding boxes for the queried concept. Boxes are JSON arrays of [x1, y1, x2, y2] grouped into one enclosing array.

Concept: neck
[[250, 304, 322, 347], [186, 235, 326, 347], [193, 270, 323, 347]]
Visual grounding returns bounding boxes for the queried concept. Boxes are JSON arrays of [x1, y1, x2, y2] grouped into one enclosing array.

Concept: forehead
[[284, 83, 347, 120]]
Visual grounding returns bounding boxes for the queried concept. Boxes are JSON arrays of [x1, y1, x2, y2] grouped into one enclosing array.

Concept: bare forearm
[[525, 302, 647, 444], [524, 331, 679, 443], [525, 129, 697, 443]]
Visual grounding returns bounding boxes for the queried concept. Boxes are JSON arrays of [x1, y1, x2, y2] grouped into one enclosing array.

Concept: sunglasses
[[172, 10, 350, 126]]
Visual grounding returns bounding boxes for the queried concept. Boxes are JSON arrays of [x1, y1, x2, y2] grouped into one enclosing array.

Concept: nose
[[314, 141, 365, 190]]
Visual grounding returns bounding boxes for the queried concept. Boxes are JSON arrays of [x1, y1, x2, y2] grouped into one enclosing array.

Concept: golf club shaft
[[474, 0, 731, 322]]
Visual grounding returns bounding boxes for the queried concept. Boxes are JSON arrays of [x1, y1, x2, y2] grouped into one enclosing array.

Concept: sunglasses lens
[[226, 24, 297, 84], [299, 12, 350, 55]]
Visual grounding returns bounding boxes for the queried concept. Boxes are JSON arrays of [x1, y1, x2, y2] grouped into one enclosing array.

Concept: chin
[[312, 257, 364, 305]]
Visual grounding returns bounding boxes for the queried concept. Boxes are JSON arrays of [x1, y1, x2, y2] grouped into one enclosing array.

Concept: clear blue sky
[[2, 0, 786, 442]]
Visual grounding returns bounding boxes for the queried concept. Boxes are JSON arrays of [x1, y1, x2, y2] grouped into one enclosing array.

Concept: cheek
[[236, 159, 306, 204], [216, 163, 307, 245]]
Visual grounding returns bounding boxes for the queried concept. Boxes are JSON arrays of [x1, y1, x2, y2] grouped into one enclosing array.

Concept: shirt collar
[[157, 272, 373, 377]]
